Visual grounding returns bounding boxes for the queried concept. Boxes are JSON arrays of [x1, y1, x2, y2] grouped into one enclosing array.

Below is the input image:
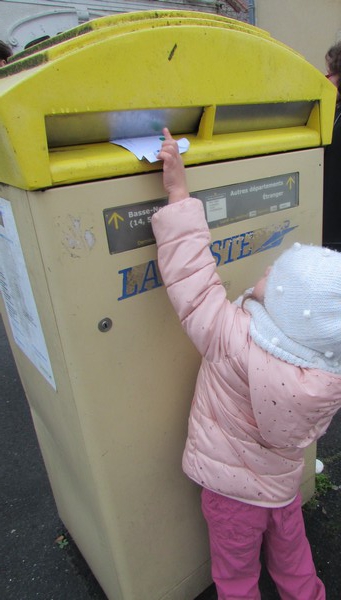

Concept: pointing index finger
[[162, 127, 172, 140]]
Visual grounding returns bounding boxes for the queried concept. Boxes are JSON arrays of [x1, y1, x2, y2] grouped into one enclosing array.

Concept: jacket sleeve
[[152, 197, 239, 360]]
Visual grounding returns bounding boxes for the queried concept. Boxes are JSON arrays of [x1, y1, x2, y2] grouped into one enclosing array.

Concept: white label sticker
[[206, 195, 227, 223]]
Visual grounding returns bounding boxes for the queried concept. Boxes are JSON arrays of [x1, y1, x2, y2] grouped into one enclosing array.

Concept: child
[[152, 128, 341, 600]]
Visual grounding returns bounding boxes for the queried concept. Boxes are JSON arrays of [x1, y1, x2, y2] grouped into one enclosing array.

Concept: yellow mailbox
[[0, 11, 336, 600]]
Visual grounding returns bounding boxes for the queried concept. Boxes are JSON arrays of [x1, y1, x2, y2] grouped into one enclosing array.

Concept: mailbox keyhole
[[98, 318, 113, 332]]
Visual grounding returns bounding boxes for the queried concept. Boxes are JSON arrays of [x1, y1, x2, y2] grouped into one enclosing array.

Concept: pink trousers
[[201, 488, 325, 600]]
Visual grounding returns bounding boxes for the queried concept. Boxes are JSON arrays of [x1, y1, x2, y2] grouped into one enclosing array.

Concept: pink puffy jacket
[[152, 198, 341, 507]]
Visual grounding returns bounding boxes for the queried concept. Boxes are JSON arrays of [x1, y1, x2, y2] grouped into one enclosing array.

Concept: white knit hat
[[245, 243, 341, 374]]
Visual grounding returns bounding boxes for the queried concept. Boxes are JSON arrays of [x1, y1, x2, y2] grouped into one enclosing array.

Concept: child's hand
[[158, 128, 189, 204]]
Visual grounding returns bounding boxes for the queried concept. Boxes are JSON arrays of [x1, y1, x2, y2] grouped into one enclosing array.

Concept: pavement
[[1, 313, 341, 600]]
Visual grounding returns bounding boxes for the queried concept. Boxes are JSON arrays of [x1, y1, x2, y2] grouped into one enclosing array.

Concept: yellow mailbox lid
[[0, 10, 336, 190]]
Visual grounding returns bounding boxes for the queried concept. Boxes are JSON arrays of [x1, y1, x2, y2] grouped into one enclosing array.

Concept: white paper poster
[[0, 197, 56, 389]]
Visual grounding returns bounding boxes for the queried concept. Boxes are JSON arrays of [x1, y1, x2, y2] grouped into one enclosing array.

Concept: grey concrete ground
[[1, 314, 340, 600]]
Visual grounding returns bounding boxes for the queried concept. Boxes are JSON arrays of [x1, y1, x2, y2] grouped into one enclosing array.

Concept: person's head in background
[[0, 40, 12, 67], [325, 40, 341, 102]]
